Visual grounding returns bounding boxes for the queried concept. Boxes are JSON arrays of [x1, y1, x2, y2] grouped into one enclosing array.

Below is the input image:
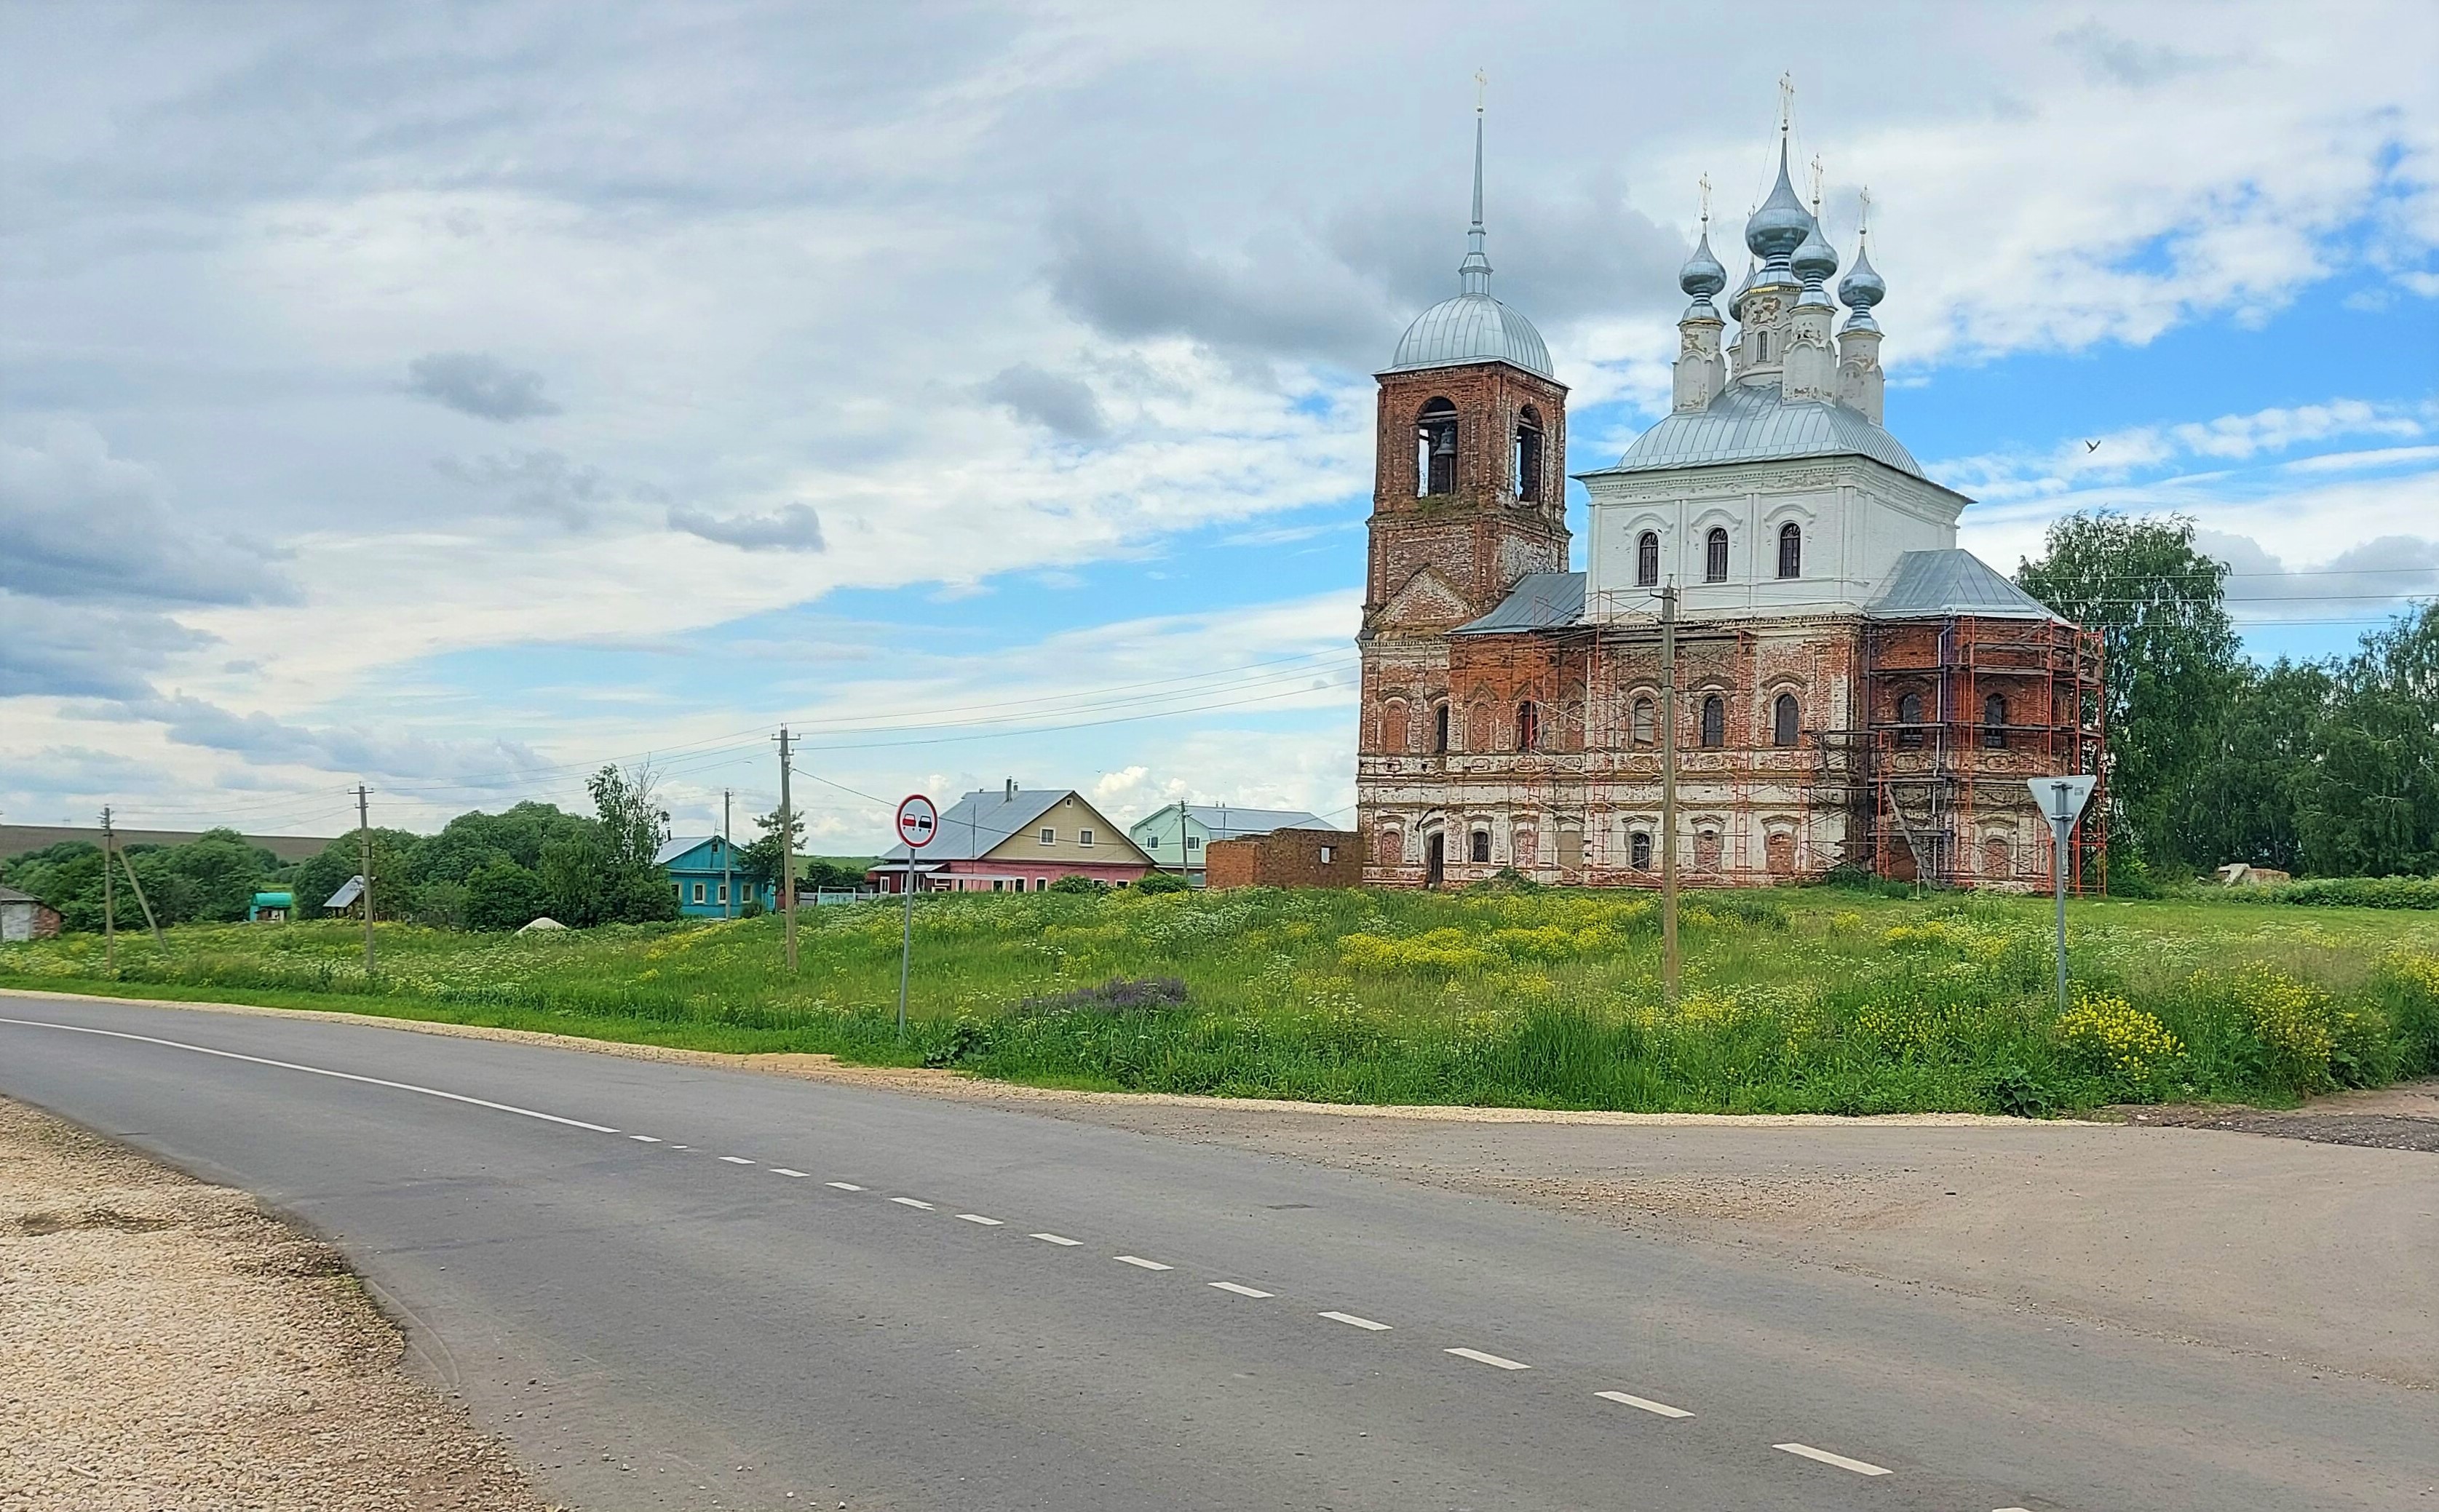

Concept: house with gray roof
[[1127, 803, 1330, 885], [868, 783, 1154, 894]]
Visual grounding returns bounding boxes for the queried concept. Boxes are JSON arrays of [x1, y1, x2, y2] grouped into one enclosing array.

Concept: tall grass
[[6, 886, 2435, 1115]]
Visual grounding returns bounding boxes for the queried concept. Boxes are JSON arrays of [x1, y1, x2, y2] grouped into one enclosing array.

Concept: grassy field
[[6, 886, 2435, 1116]]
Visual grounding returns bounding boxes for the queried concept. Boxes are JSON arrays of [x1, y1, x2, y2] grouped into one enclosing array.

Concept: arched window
[[1470, 829, 1491, 864], [1516, 701, 1539, 751], [1416, 398, 1459, 496], [1700, 693, 1725, 748], [1514, 405, 1543, 502], [1433, 702, 1451, 755], [1983, 692, 2009, 749], [1896, 689, 1925, 749], [1705, 527, 1729, 583], [1773, 692, 1800, 747], [1379, 826, 1404, 864], [1635, 530, 1659, 587], [1380, 698, 1409, 755], [1631, 696, 1655, 746], [1777, 522, 1801, 579], [1630, 831, 1653, 870]]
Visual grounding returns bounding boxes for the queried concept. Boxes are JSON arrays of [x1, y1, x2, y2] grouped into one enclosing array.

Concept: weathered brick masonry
[[1204, 829, 1365, 890]]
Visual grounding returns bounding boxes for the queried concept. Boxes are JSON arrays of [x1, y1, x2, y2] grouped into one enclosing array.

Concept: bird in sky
[[2085, 439, 2101, 453]]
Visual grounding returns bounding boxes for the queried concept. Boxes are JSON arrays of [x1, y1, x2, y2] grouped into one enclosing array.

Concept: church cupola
[[1672, 183, 1729, 413], [1729, 126, 1809, 385], [1783, 172, 1841, 402]]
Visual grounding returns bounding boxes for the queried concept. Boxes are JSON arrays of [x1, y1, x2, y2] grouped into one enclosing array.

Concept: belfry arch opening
[[1416, 398, 1459, 496], [1514, 405, 1544, 502]]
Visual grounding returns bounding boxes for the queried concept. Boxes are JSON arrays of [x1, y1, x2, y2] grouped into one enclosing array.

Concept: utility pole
[[722, 787, 736, 920], [100, 806, 117, 973], [1659, 583, 1681, 1008], [116, 832, 164, 947], [776, 728, 798, 972], [355, 785, 375, 974]]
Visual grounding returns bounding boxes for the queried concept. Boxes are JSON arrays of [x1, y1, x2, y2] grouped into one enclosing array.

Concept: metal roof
[[0, 885, 39, 904], [1585, 381, 1925, 480], [1454, 572, 1586, 634], [653, 835, 724, 866], [1381, 293, 1555, 381], [322, 876, 364, 910], [1867, 550, 2065, 621], [1152, 805, 1329, 838], [881, 788, 1143, 864]]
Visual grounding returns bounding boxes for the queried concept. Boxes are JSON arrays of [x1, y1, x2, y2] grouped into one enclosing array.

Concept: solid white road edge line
[[719, 1156, 755, 1165], [770, 1168, 809, 1178], [826, 1182, 863, 1191], [889, 1197, 935, 1209], [0, 1017, 621, 1132], [1445, 1348, 1530, 1370], [628, 1134, 661, 1142], [1774, 1444, 1892, 1477], [1113, 1254, 1173, 1270], [1595, 1391, 1692, 1419], [1319, 1311, 1391, 1331], [1208, 1281, 1273, 1298], [1031, 1233, 1082, 1246], [956, 1214, 1004, 1225]]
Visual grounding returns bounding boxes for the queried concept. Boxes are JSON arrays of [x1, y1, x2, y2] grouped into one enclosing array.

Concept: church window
[[1517, 701, 1539, 751], [1777, 522, 1801, 578], [1984, 692, 2009, 748], [1470, 829, 1491, 864], [1897, 689, 1925, 749], [1700, 693, 1725, 748], [1705, 527, 1729, 583], [1631, 696, 1655, 746], [1433, 702, 1451, 755], [1630, 830, 1653, 870], [1380, 698, 1410, 755], [1773, 692, 1800, 747], [1635, 530, 1659, 587], [1416, 399, 1459, 496], [1515, 406, 1544, 501]]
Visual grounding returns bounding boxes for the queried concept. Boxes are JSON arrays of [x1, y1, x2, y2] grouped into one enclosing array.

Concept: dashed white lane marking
[[1208, 1281, 1273, 1298], [0, 1018, 622, 1133], [1320, 1311, 1392, 1331], [1446, 1347, 1530, 1371], [1595, 1390, 1692, 1419], [1031, 1233, 1081, 1246], [1113, 1254, 1173, 1270], [628, 1134, 661, 1142], [1774, 1444, 1892, 1477], [718, 1156, 755, 1165], [825, 1181, 863, 1191], [955, 1214, 1004, 1225], [769, 1168, 809, 1179], [889, 1197, 935, 1210]]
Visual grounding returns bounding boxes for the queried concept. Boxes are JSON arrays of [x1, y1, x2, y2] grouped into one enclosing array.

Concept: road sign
[[2027, 775, 2098, 828], [896, 793, 938, 850]]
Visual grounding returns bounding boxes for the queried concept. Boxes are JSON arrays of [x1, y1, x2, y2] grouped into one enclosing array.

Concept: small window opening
[[1773, 692, 1800, 747], [1416, 398, 1459, 496], [1470, 829, 1491, 864], [1700, 693, 1725, 748], [1514, 406, 1544, 501], [1636, 530, 1659, 588], [1517, 700, 1539, 752], [1897, 690, 1925, 749], [1631, 696, 1655, 746], [1433, 702, 1451, 754], [1777, 522, 1801, 579], [1630, 831, 1653, 870], [1039, 827, 1055, 845], [1079, 829, 1094, 847], [1705, 527, 1729, 583], [1983, 692, 2009, 749], [1319, 845, 1333, 864]]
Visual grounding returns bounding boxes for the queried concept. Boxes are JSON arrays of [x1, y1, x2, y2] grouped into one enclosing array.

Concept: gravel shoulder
[[0, 1095, 558, 1512]]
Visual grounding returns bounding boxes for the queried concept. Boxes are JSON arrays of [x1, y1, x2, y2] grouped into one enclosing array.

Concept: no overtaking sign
[[896, 794, 937, 849]]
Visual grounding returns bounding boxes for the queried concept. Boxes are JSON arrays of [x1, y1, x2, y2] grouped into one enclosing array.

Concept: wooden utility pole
[[722, 787, 736, 920], [116, 835, 164, 947], [100, 806, 117, 973], [1659, 583, 1681, 1008], [355, 785, 376, 974], [776, 728, 798, 972]]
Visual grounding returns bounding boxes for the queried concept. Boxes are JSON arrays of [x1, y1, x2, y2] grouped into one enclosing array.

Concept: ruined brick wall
[[1204, 829, 1364, 889]]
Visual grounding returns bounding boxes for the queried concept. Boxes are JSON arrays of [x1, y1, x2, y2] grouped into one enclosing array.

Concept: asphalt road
[[3, 992, 2430, 1512]]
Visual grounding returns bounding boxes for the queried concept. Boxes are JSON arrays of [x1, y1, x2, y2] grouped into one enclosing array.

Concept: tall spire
[[1459, 71, 1492, 295]]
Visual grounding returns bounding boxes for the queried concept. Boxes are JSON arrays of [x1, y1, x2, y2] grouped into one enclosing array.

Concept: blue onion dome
[[1839, 236, 1886, 329], [1744, 138, 1812, 263], [1790, 216, 1838, 287], [1726, 258, 1758, 320], [1679, 228, 1727, 300]]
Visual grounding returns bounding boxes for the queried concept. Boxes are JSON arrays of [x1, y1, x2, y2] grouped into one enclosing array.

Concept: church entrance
[[1425, 832, 1445, 888]]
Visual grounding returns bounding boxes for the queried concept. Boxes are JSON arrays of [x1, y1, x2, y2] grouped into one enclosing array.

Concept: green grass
[[7, 886, 2435, 1116]]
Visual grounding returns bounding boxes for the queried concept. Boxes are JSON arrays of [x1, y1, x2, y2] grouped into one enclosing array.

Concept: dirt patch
[[0, 1097, 559, 1512], [2107, 1079, 2439, 1152]]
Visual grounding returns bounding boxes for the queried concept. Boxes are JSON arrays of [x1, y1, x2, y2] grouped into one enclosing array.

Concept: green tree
[[737, 808, 805, 896], [464, 859, 549, 931], [408, 802, 587, 886], [0, 842, 106, 931], [2017, 512, 2243, 870], [290, 829, 424, 921], [2301, 603, 2439, 877], [2178, 660, 2336, 873]]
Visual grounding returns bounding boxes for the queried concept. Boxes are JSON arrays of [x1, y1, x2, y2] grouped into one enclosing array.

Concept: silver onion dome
[[1745, 138, 1812, 263], [1839, 236, 1886, 330], [1678, 227, 1726, 317], [1790, 216, 1839, 289]]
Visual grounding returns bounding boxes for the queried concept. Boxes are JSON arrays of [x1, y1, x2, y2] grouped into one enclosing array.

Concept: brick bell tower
[[1357, 103, 1567, 883]]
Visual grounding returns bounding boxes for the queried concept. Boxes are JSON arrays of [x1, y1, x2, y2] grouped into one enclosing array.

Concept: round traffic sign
[[895, 793, 939, 849]]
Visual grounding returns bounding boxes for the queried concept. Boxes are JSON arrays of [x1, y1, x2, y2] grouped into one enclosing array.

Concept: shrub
[[2258, 876, 2439, 910], [1014, 976, 1188, 1016], [1049, 875, 1111, 896], [1134, 871, 1190, 896], [2055, 990, 2181, 1085]]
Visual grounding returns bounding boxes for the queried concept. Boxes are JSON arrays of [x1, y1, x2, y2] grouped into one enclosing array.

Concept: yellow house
[[868, 783, 1154, 893]]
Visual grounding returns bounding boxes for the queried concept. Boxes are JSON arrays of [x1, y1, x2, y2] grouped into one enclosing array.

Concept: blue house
[[655, 836, 757, 918]]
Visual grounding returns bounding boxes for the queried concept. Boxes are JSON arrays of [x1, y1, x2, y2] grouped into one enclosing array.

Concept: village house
[[1127, 803, 1330, 885], [0, 886, 63, 942], [870, 784, 1153, 893], [1356, 114, 2105, 891], [655, 835, 757, 917]]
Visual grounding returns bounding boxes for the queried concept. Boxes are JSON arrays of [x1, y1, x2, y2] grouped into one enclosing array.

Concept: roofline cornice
[[1375, 357, 1569, 391]]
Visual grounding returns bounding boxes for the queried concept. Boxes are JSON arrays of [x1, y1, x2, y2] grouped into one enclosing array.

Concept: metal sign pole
[[892, 793, 937, 1042], [2028, 776, 2096, 1018], [2052, 811, 2071, 1016], [897, 876, 915, 1040]]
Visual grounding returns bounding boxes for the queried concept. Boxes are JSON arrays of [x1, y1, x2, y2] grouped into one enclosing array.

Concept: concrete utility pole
[[100, 806, 116, 973], [1659, 583, 1681, 1008], [776, 728, 798, 973], [355, 785, 375, 974], [723, 788, 735, 920], [116, 830, 164, 946]]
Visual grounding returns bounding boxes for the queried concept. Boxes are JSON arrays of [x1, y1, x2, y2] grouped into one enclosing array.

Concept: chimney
[[1004, 777, 1017, 799]]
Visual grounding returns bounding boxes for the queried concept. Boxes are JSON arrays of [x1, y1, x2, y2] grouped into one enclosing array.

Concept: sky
[[4, 1, 2435, 851]]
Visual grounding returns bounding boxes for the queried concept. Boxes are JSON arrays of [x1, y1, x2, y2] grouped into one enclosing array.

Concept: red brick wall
[[1204, 829, 1364, 889]]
